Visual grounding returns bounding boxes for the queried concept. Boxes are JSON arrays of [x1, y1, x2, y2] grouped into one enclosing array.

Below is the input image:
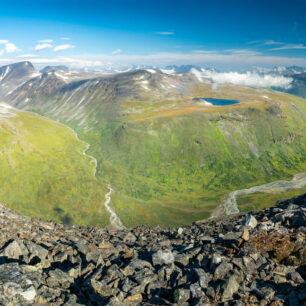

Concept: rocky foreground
[[0, 195, 305, 305]]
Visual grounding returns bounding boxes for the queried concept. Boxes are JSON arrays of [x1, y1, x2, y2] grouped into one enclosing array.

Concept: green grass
[[0, 109, 109, 226], [237, 187, 306, 212], [7, 82, 306, 227], [77, 87, 306, 226]]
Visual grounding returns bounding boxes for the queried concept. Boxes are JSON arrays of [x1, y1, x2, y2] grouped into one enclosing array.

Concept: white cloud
[[0, 41, 21, 54], [192, 50, 218, 54], [38, 39, 53, 43], [250, 40, 306, 50], [54, 44, 75, 51], [248, 40, 261, 45], [156, 32, 175, 35], [5, 43, 21, 53], [270, 43, 306, 51], [248, 40, 283, 46], [60, 37, 70, 40], [193, 68, 293, 89], [225, 49, 261, 56], [35, 43, 53, 51], [260, 40, 283, 46], [17, 54, 40, 58], [112, 49, 122, 55]]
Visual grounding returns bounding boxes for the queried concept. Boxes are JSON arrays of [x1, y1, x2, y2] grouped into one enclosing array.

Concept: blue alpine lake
[[202, 98, 240, 106]]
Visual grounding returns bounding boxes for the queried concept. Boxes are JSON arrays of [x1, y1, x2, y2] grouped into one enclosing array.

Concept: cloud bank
[[192, 69, 293, 89], [0, 49, 305, 72]]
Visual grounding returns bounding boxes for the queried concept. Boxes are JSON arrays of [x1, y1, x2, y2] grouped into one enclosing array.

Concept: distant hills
[[163, 65, 202, 72], [40, 65, 69, 73], [281, 72, 306, 98], [0, 61, 40, 98]]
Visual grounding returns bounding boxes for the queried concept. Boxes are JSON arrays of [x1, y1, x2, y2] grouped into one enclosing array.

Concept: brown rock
[[242, 230, 249, 241], [98, 241, 113, 249], [125, 293, 142, 303], [123, 250, 134, 259]]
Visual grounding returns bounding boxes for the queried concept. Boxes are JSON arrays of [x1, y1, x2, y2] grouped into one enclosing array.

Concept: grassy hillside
[[0, 105, 109, 226], [4, 71, 306, 227], [78, 85, 306, 227]]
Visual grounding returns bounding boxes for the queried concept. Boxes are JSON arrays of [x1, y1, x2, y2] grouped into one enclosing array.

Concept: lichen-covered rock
[[243, 214, 258, 228], [174, 288, 190, 304], [152, 250, 174, 266], [0, 263, 38, 304], [222, 274, 241, 301]]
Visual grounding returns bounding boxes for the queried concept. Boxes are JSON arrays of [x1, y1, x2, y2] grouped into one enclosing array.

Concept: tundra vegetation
[[1, 65, 306, 227]]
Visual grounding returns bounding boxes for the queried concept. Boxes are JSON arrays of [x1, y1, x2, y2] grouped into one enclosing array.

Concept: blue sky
[[0, 0, 305, 69]]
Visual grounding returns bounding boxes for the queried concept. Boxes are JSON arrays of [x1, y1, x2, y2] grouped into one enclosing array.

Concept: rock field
[[0, 194, 305, 305]]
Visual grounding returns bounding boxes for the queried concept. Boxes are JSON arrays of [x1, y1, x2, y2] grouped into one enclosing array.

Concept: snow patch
[[146, 69, 156, 74], [30, 72, 41, 79], [54, 72, 70, 82], [161, 68, 175, 74], [212, 83, 218, 91], [0, 66, 10, 81], [201, 100, 213, 106], [0, 102, 13, 109], [0, 103, 16, 119], [191, 68, 203, 82]]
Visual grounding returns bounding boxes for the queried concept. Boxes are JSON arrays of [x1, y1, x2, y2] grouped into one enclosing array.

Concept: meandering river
[[20, 105, 125, 229]]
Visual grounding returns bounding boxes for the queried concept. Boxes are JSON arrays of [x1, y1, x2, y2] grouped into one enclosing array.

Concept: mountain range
[[0, 61, 305, 227]]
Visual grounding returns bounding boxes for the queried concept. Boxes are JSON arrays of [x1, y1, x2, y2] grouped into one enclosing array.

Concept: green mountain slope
[[85, 86, 306, 226], [2, 67, 306, 227], [0, 103, 108, 226]]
